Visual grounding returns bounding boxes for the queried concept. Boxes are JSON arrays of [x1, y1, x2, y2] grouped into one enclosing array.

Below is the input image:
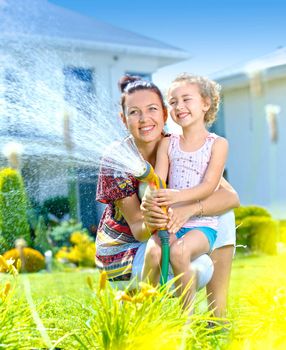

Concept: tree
[[0, 168, 30, 253]]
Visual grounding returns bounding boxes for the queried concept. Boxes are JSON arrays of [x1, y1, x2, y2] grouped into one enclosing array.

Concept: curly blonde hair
[[170, 73, 221, 126]]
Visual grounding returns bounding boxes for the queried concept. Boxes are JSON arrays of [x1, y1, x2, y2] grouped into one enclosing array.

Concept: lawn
[[1, 253, 286, 349]]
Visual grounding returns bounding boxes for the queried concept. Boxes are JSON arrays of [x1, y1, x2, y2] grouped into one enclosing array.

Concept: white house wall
[[223, 76, 286, 217]]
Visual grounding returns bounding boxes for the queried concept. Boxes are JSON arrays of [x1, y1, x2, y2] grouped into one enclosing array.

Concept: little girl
[[153, 73, 228, 309]]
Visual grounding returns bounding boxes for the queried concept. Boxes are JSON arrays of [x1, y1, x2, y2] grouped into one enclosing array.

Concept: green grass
[[1, 253, 286, 349]]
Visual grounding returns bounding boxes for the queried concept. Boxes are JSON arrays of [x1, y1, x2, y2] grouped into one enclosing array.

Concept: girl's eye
[[149, 106, 158, 111], [169, 101, 176, 106], [184, 98, 192, 102]]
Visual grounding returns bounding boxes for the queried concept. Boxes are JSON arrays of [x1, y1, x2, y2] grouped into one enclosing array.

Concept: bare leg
[[141, 233, 162, 285], [206, 245, 234, 317], [170, 230, 210, 311]]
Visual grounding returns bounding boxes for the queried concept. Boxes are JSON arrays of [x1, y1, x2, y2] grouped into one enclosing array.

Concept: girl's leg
[[206, 245, 234, 317], [170, 230, 210, 310], [141, 233, 162, 285]]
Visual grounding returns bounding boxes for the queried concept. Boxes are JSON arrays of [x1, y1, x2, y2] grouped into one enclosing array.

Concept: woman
[[95, 75, 239, 314]]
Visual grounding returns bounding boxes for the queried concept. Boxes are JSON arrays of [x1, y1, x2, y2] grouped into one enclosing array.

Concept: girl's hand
[[167, 205, 192, 234], [141, 187, 169, 231], [152, 189, 180, 207]]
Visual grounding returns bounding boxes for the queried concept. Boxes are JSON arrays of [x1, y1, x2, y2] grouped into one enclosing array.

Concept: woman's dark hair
[[118, 75, 165, 114]]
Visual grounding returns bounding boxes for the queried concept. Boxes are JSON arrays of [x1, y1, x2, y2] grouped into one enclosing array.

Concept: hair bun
[[118, 75, 142, 92]]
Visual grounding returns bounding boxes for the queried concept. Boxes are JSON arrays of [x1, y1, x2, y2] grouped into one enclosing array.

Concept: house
[[212, 47, 286, 218], [0, 0, 189, 229]]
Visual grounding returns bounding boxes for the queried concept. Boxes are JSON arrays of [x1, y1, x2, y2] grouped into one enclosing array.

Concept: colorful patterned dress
[[95, 170, 142, 281]]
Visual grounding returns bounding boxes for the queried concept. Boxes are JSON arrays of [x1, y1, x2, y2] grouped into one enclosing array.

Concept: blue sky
[[50, 0, 285, 88]]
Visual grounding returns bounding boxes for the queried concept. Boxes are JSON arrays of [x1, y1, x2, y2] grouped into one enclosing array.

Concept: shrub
[[49, 219, 83, 249], [34, 215, 52, 254], [279, 220, 286, 243], [234, 205, 271, 221], [42, 196, 70, 219], [0, 168, 30, 253], [234, 205, 278, 255], [2, 247, 45, 273], [56, 231, 95, 267]]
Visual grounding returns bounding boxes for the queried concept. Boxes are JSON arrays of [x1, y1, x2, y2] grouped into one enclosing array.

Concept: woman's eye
[[129, 110, 138, 115], [169, 101, 176, 106], [149, 106, 157, 111]]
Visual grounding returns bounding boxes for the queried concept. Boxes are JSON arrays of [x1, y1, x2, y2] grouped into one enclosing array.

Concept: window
[[64, 67, 94, 112], [125, 72, 152, 81]]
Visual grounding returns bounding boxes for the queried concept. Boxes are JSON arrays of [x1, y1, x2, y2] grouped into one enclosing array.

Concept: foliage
[[2, 247, 45, 273], [74, 273, 226, 350], [34, 215, 52, 254], [49, 219, 83, 249], [0, 255, 44, 349], [56, 231, 95, 267], [0, 167, 31, 253], [234, 205, 278, 255], [229, 254, 286, 349], [279, 220, 286, 243], [234, 205, 271, 221], [42, 196, 70, 219]]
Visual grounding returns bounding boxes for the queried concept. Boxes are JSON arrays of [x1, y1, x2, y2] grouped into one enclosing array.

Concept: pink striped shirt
[[168, 133, 219, 230]]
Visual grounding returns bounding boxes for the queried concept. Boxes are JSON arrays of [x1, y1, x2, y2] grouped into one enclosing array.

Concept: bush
[[34, 215, 52, 254], [56, 231, 95, 267], [1, 247, 45, 273], [234, 205, 278, 255], [0, 168, 30, 253], [42, 196, 70, 219], [49, 219, 83, 249], [279, 220, 286, 243], [234, 205, 271, 221]]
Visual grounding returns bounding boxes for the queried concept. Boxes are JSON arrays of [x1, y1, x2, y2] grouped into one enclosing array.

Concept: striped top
[[95, 169, 141, 281], [168, 133, 219, 230]]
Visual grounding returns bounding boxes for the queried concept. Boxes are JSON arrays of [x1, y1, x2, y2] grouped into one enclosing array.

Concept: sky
[[49, 0, 286, 89]]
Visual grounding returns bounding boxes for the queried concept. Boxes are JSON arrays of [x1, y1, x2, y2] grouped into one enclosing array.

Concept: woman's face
[[122, 90, 166, 146]]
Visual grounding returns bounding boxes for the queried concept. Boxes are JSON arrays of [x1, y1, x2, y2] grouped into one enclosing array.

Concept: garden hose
[[136, 161, 169, 286]]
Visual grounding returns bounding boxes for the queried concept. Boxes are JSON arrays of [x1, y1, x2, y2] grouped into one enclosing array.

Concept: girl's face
[[167, 82, 210, 128], [122, 90, 166, 146]]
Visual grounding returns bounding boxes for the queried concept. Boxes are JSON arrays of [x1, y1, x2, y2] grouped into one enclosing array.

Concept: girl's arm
[[154, 137, 228, 206], [115, 193, 151, 242], [154, 137, 170, 183], [142, 177, 240, 233]]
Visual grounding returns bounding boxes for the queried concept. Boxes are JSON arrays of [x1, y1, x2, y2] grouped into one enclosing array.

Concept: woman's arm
[[115, 193, 151, 242]]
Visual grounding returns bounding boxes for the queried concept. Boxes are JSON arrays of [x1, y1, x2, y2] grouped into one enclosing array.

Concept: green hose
[[158, 230, 170, 285], [136, 161, 170, 286]]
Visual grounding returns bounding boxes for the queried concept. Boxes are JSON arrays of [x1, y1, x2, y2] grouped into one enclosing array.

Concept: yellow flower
[[142, 288, 158, 297], [115, 291, 132, 302], [16, 258, 21, 272], [0, 255, 9, 272], [3, 281, 11, 297], [99, 270, 107, 291], [132, 292, 146, 303], [87, 276, 94, 290]]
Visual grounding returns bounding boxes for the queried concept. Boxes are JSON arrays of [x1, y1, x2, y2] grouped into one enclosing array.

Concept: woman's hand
[[167, 204, 197, 234], [152, 189, 180, 207], [140, 187, 169, 232]]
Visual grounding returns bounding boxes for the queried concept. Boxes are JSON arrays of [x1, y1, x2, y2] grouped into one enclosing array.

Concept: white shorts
[[131, 242, 214, 290], [212, 210, 236, 250]]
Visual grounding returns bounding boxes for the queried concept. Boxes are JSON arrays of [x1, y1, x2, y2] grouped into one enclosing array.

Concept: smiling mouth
[[139, 125, 155, 132], [177, 113, 189, 119]]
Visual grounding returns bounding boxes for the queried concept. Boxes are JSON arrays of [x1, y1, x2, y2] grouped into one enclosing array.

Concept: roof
[[212, 47, 286, 87], [0, 0, 189, 61]]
